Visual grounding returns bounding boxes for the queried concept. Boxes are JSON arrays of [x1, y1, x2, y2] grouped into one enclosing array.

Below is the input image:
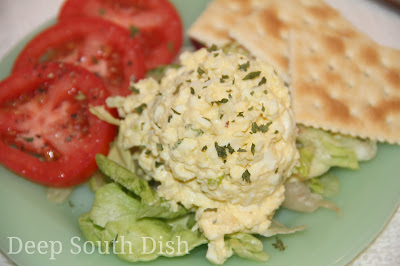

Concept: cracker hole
[[367, 98, 376, 107], [313, 101, 321, 109], [347, 82, 354, 89], [328, 64, 335, 71], [384, 87, 391, 97], [363, 71, 370, 78], [350, 108, 358, 116], [385, 116, 392, 125]]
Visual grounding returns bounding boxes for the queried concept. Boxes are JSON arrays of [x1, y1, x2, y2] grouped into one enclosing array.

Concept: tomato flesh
[[12, 18, 145, 96], [0, 63, 116, 187], [59, 0, 183, 71]]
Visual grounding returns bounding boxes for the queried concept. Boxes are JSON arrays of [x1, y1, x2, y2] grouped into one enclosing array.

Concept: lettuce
[[95, 154, 188, 219], [225, 233, 269, 262], [294, 125, 377, 180], [79, 183, 207, 262]]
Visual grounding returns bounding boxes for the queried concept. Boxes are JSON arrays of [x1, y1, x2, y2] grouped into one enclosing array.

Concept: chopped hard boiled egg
[[107, 48, 299, 264]]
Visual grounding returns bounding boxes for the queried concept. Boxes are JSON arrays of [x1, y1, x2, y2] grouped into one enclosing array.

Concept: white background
[[0, 0, 399, 265]]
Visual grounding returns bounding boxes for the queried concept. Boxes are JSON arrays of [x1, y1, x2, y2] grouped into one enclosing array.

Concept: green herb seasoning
[[129, 25, 140, 38], [129, 86, 140, 94], [272, 237, 285, 251], [197, 67, 205, 76], [237, 148, 247, 152], [190, 87, 195, 95], [251, 143, 255, 155], [134, 103, 147, 114], [202, 117, 211, 122], [201, 145, 208, 152], [155, 161, 164, 168], [91, 56, 98, 65], [227, 143, 235, 154], [214, 142, 227, 159], [248, 106, 254, 111], [207, 44, 218, 52], [258, 77, 267, 86], [168, 115, 173, 123], [238, 61, 250, 71], [171, 108, 181, 115], [261, 103, 265, 112], [212, 98, 229, 105], [243, 71, 261, 80], [156, 143, 163, 151], [173, 83, 183, 95], [237, 112, 244, 117], [242, 169, 251, 183], [263, 90, 268, 95], [252, 121, 272, 133]]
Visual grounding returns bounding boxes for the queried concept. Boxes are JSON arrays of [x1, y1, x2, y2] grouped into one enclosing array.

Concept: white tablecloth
[[0, 0, 399, 265]]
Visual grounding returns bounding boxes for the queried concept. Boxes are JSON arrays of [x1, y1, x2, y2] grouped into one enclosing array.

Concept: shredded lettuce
[[294, 125, 377, 180]]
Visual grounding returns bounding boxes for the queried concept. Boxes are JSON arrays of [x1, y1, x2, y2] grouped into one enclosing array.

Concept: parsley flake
[[129, 86, 140, 94], [238, 61, 250, 71], [171, 108, 181, 115], [272, 237, 286, 251], [242, 169, 251, 183], [258, 77, 267, 86], [243, 71, 261, 80], [202, 145, 208, 152], [197, 67, 205, 76], [129, 25, 140, 38], [251, 143, 255, 155], [207, 44, 218, 52], [134, 103, 147, 114], [190, 87, 195, 95], [156, 143, 163, 151], [214, 142, 227, 159]]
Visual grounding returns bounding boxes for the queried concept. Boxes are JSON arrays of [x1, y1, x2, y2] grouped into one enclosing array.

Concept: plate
[[0, 1, 399, 265]]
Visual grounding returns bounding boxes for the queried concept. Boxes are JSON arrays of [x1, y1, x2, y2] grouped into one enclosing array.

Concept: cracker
[[228, 0, 364, 82], [187, 0, 265, 47], [291, 29, 400, 144]]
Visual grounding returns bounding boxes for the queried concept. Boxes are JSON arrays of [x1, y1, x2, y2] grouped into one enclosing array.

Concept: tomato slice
[[0, 62, 116, 187], [12, 18, 145, 96], [58, 0, 183, 71]]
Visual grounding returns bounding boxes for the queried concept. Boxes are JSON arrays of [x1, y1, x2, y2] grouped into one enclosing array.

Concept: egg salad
[[105, 48, 299, 264]]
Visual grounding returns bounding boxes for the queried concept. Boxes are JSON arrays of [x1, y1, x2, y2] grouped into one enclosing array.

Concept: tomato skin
[[58, 0, 183, 71], [0, 63, 116, 187], [12, 18, 145, 96]]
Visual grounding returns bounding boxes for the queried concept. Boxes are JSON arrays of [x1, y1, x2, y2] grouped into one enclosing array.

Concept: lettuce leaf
[[95, 154, 188, 219], [308, 172, 340, 198], [225, 233, 269, 262], [79, 183, 207, 262], [294, 125, 377, 180]]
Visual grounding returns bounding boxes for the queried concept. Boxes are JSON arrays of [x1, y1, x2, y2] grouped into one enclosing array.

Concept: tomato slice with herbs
[[0, 62, 116, 187], [12, 18, 145, 96], [58, 0, 183, 71]]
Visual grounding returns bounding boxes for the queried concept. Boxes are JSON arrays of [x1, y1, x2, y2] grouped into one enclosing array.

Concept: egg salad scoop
[[104, 48, 299, 263]]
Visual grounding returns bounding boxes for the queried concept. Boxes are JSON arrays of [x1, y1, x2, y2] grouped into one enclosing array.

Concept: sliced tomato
[[58, 0, 183, 71], [12, 18, 145, 96], [0, 62, 116, 187]]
